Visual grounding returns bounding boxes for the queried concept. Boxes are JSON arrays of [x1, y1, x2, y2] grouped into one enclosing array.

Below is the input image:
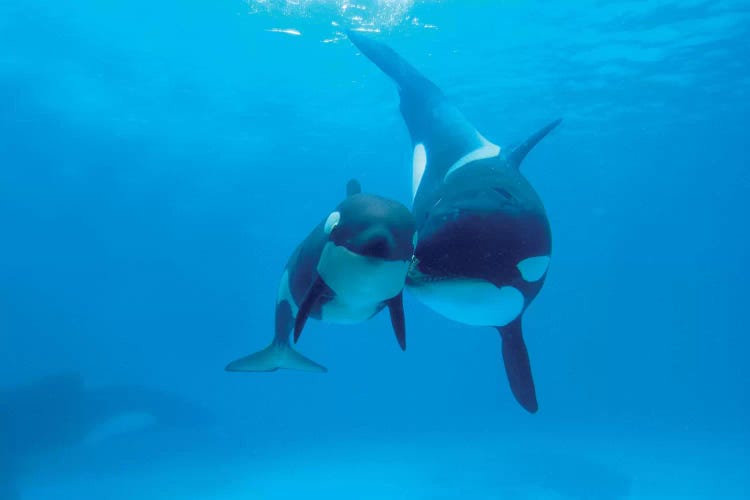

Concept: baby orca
[[226, 179, 416, 373]]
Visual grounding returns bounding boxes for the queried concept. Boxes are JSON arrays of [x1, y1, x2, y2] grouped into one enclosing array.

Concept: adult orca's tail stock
[[347, 30, 441, 100], [347, 30, 495, 199]]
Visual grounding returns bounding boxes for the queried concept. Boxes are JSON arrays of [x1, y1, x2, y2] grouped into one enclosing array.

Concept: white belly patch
[[407, 278, 524, 327], [319, 299, 380, 324], [317, 242, 409, 322]]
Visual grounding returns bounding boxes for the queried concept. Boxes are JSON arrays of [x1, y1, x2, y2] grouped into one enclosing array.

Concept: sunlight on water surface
[[246, 0, 427, 33]]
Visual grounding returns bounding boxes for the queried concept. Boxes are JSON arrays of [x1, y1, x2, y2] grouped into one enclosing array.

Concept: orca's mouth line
[[407, 257, 463, 284]]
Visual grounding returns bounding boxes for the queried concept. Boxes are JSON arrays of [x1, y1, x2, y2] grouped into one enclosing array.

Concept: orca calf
[[348, 32, 560, 412], [226, 179, 416, 373]]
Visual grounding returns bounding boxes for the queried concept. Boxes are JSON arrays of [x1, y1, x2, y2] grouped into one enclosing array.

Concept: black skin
[[411, 158, 551, 304], [348, 30, 560, 413], [408, 159, 551, 414], [277, 185, 415, 351]]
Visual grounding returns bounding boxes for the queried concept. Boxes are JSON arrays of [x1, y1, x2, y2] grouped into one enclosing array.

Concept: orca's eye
[[324, 211, 340, 235]]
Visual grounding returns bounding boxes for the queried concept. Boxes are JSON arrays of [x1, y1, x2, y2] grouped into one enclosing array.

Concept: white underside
[[407, 278, 524, 327], [317, 242, 410, 323], [319, 299, 380, 324]]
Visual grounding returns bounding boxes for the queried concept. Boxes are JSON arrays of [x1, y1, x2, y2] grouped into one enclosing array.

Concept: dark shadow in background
[[0, 372, 214, 500]]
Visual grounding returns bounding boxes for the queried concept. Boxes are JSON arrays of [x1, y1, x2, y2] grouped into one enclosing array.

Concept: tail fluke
[[347, 30, 441, 99], [497, 318, 538, 413], [225, 343, 327, 373], [347, 31, 493, 199]]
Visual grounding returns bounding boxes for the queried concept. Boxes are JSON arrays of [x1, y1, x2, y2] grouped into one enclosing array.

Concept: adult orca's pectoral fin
[[385, 292, 407, 351], [347, 31, 493, 193], [497, 318, 538, 413], [294, 276, 328, 343]]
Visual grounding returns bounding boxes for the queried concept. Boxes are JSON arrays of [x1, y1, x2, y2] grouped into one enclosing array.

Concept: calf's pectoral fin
[[385, 292, 407, 351], [497, 318, 538, 413], [294, 276, 327, 343]]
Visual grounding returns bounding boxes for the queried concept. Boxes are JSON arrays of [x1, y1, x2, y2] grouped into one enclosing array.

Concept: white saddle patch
[[408, 278, 524, 327], [444, 133, 501, 180], [412, 143, 427, 199], [317, 242, 409, 322], [517, 255, 550, 282]]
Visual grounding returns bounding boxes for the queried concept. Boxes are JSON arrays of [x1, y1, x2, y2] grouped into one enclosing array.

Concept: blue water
[[2, 1, 748, 498]]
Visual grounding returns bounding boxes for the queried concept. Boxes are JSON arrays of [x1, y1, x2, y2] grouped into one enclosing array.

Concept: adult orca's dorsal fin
[[506, 119, 562, 169], [346, 179, 362, 197], [348, 31, 496, 200]]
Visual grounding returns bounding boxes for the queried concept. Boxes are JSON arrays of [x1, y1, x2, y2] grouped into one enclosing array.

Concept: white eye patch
[[517, 255, 550, 282], [324, 211, 341, 235]]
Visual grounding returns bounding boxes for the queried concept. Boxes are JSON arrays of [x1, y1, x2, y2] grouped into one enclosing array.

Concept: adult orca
[[0, 372, 212, 499], [347, 31, 561, 413], [226, 179, 416, 373]]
